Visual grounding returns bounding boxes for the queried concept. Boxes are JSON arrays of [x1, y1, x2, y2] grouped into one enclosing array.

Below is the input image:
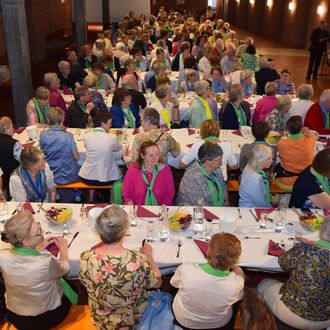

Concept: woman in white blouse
[[0, 211, 71, 329]]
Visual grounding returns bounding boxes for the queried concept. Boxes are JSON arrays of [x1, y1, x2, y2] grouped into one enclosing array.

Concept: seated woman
[[118, 58, 144, 92], [239, 120, 276, 183], [79, 111, 122, 202], [179, 69, 198, 94], [252, 81, 278, 123], [145, 61, 166, 92], [240, 69, 255, 97], [258, 218, 330, 330], [239, 144, 273, 208], [110, 88, 140, 128], [0, 116, 22, 198], [9, 146, 56, 202], [171, 232, 245, 330], [179, 119, 237, 182], [171, 41, 190, 72], [91, 62, 116, 92], [275, 68, 296, 96], [0, 211, 71, 330], [122, 140, 175, 205], [26, 86, 50, 127], [242, 44, 259, 72], [289, 148, 330, 209], [149, 84, 180, 129], [176, 142, 229, 206], [79, 44, 98, 70], [125, 107, 181, 165], [131, 47, 149, 72], [82, 74, 108, 112], [100, 52, 116, 83], [266, 94, 292, 133], [39, 107, 80, 186], [221, 84, 251, 130], [275, 116, 315, 192], [79, 205, 162, 330], [150, 48, 171, 72], [188, 80, 216, 128], [208, 66, 228, 94]]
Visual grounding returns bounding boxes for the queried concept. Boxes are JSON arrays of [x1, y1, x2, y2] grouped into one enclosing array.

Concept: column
[[1, 0, 33, 126], [102, 0, 110, 30], [73, 0, 87, 54]]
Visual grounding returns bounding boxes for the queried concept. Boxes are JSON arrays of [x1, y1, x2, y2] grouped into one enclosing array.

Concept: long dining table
[[0, 202, 321, 279]]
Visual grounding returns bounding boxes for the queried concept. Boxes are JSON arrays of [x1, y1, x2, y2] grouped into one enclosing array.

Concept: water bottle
[[158, 205, 169, 242], [274, 196, 286, 233], [193, 198, 205, 235]]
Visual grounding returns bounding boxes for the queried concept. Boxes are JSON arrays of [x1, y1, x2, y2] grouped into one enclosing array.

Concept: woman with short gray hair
[[188, 80, 215, 128], [176, 141, 228, 206], [266, 95, 292, 132], [26, 86, 50, 127], [288, 84, 314, 122], [9, 146, 56, 202], [179, 69, 198, 94], [80, 205, 162, 329]]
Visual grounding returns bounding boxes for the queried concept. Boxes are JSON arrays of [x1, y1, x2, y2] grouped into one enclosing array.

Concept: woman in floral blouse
[[258, 218, 330, 329], [79, 206, 162, 330]]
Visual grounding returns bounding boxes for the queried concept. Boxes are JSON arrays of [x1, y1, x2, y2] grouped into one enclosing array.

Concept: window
[[208, 0, 217, 8]]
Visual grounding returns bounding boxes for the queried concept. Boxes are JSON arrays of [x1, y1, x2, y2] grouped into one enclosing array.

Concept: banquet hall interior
[[0, 0, 330, 330]]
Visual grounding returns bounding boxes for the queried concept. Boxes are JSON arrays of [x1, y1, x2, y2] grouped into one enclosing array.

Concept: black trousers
[[307, 50, 323, 77], [7, 295, 71, 330], [172, 302, 239, 330]]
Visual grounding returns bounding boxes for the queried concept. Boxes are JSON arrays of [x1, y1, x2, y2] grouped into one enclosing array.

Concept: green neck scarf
[[315, 240, 330, 249], [93, 127, 105, 132], [288, 133, 304, 139], [33, 98, 50, 124], [12, 247, 78, 304], [256, 168, 271, 207], [121, 106, 134, 128], [97, 76, 103, 89], [84, 59, 91, 69], [77, 102, 86, 113], [197, 160, 224, 206], [200, 263, 230, 277], [311, 167, 330, 194], [278, 114, 285, 132], [324, 111, 330, 129], [254, 140, 266, 144], [231, 102, 247, 128], [204, 136, 219, 141], [141, 164, 159, 206]]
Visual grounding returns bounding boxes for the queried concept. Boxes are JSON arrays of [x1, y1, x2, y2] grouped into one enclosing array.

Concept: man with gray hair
[[57, 60, 79, 93], [236, 36, 254, 59], [120, 74, 146, 110], [255, 56, 280, 95], [304, 89, 330, 134]]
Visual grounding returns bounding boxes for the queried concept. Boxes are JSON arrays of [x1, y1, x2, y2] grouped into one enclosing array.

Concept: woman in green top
[[0, 211, 71, 329]]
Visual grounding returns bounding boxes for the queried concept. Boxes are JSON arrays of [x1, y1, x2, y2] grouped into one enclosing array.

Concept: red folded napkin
[[22, 141, 35, 149], [86, 204, 108, 213], [15, 127, 25, 134], [188, 128, 195, 136], [186, 143, 193, 148], [268, 240, 285, 257], [46, 243, 59, 257], [136, 206, 157, 217], [203, 208, 219, 220], [23, 201, 35, 214], [194, 240, 209, 258], [231, 130, 243, 137], [133, 128, 139, 135], [255, 208, 275, 220], [323, 209, 330, 216]]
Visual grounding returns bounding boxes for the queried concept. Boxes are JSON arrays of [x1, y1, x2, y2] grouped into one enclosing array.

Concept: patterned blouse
[[278, 242, 330, 321], [266, 108, 285, 133], [80, 249, 158, 330]]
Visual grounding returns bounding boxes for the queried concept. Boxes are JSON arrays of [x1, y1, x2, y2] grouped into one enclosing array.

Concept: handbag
[[136, 290, 175, 330]]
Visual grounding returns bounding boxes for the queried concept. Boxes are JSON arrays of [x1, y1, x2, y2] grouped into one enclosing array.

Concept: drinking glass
[[259, 212, 268, 229]]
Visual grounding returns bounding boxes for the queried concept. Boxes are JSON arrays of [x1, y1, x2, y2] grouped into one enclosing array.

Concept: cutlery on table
[[45, 231, 62, 235], [37, 202, 43, 213], [237, 208, 242, 219], [244, 236, 261, 239], [11, 203, 22, 215], [249, 209, 259, 222], [176, 240, 182, 258], [68, 232, 79, 248]]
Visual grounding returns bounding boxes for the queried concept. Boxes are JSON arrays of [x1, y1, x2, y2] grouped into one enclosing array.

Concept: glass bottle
[[193, 198, 205, 235], [158, 205, 169, 242]]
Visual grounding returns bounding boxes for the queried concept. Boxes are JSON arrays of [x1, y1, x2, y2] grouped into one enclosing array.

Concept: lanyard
[[121, 106, 135, 128], [256, 168, 271, 207], [13, 247, 40, 256], [141, 164, 159, 206], [315, 240, 330, 249], [288, 133, 304, 139], [33, 98, 49, 124], [97, 76, 103, 89], [157, 98, 171, 129], [231, 102, 247, 128], [77, 102, 86, 113], [84, 59, 92, 69], [254, 140, 266, 144], [311, 167, 330, 194], [278, 115, 285, 132], [93, 128, 105, 132], [197, 160, 224, 206], [23, 169, 46, 202], [198, 96, 213, 120]]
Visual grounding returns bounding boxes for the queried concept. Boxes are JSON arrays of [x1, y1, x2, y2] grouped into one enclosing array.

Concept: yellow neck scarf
[[198, 96, 212, 120], [157, 98, 171, 128]]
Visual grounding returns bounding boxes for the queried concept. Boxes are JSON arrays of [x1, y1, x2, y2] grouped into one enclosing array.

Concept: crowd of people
[[0, 7, 329, 330]]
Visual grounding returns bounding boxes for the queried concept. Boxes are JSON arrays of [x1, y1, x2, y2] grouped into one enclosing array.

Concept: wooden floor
[[1, 26, 329, 125]]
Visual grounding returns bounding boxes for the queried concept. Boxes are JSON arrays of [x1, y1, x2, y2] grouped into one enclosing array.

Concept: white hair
[[115, 42, 125, 51], [320, 217, 330, 242], [320, 89, 330, 104], [248, 144, 273, 168]]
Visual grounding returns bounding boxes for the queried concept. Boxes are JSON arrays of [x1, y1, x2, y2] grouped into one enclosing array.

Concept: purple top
[[122, 164, 175, 205]]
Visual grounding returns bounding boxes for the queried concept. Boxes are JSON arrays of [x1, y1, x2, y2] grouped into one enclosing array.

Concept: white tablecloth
[[0, 203, 320, 278]]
